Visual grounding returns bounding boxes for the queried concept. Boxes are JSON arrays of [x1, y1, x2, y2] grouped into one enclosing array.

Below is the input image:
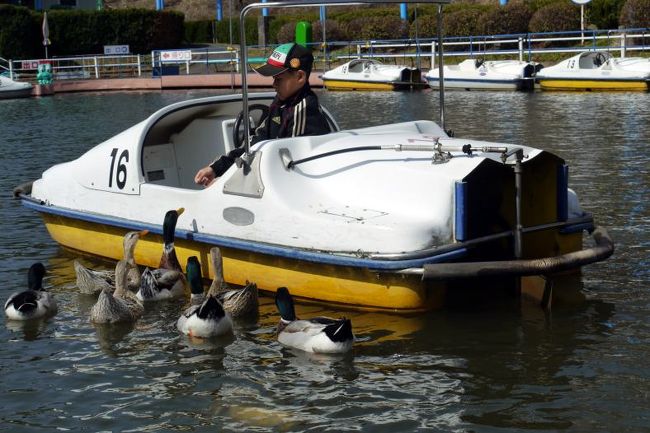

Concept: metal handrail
[[239, 0, 451, 157]]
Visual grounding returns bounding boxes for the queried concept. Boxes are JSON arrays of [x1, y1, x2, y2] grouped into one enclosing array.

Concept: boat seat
[[142, 116, 235, 189], [171, 116, 236, 189], [579, 55, 598, 69], [348, 61, 365, 73]]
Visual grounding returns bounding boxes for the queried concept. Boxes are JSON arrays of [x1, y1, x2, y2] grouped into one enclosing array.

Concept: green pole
[[295, 21, 312, 47]]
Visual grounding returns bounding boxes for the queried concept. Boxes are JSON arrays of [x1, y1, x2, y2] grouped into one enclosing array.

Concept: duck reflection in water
[[4, 316, 51, 341], [92, 321, 137, 356], [279, 345, 359, 381]]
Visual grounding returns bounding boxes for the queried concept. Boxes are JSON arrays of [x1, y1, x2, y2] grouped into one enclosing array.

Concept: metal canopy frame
[[239, 0, 450, 157]]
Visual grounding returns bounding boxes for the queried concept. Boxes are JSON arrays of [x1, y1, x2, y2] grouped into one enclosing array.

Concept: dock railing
[[0, 56, 13, 79], [150, 47, 242, 75], [341, 28, 649, 70], [5, 27, 649, 83]]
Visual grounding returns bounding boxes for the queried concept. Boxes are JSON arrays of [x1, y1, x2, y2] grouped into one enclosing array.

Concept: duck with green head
[[177, 256, 232, 338], [137, 208, 186, 301], [274, 287, 354, 354], [5, 263, 57, 321], [159, 207, 185, 272]]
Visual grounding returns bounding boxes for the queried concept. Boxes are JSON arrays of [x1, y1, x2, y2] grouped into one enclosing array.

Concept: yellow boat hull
[[323, 79, 422, 91], [539, 79, 649, 91], [41, 212, 448, 312]]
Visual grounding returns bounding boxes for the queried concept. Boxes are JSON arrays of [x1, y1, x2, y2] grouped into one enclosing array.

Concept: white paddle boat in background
[[536, 51, 650, 91], [425, 58, 542, 91], [0, 74, 33, 99], [321, 58, 426, 91], [14, 0, 614, 313]]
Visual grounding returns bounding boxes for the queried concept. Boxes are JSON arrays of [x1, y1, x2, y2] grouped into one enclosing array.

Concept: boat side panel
[[323, 79, 401, 91], [40, 212, 445, 312], [538, 79, 649, 91], [426, 78, 523, 91]]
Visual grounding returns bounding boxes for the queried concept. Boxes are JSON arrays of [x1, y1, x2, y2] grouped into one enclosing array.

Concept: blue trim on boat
[[455, 181, 467, 242], [22, 200, 467, 270], [425, 77, 521, 85]]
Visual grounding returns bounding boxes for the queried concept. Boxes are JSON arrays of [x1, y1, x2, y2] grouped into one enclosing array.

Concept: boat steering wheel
[[594, 53, 607, 67], [232, 104, 270, 149]]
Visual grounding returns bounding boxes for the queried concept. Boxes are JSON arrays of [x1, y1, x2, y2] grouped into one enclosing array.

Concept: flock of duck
[[3, 208, 354, 354]]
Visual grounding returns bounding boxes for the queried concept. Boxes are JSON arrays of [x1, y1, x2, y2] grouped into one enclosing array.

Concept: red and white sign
[[160, 50, 192, 63], [21, 61, 40, 70]]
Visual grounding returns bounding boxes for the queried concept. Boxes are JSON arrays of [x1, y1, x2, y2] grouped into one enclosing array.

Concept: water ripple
[[0, 90, 648, 432]]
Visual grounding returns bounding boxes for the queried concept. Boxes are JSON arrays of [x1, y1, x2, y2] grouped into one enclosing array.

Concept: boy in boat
[[194, 43, 331, 187]]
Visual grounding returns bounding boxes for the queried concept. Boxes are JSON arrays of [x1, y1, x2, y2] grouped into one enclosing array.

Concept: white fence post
[[620, 31, 627, 58], [94, 56, 99, 79], [518, 37, 523, 61], [137, 54, 141, 77], [431, 41, 436, 69]]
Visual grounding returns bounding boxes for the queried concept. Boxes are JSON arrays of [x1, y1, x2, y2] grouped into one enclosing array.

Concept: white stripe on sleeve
[[293, 99, 306, 137]]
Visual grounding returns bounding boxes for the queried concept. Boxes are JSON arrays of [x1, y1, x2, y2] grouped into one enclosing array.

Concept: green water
[[0, 89, 648, 432]]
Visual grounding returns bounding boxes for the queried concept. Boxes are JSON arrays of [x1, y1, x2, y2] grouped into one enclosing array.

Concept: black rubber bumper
[[422, 227, 614, 280]]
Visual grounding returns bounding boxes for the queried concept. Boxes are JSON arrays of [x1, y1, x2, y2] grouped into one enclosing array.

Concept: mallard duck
[[274, 287, 354, 354], [177, 256, 232, 338], [136, 208, 186, 301], [159, 208, 185, 272], [136, 267, 185, 301], [209, 247, 258, 319], [5, 263, 57, 321], [188, 260, 206, 305], [74, 229, 149, 295], [90, 260, 144, 324]]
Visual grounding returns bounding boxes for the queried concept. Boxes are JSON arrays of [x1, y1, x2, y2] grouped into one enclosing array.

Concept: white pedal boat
[[536, 51, 650, 91], [15, 92, 613, 311], [0, 75, 33, 99], [424, 59, 541, 91], [14, 0, 613, 312], [321, 59, 426, 91]]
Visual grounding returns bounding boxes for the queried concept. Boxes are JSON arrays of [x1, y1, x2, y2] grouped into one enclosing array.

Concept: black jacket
[[210, 85, 330, 177]]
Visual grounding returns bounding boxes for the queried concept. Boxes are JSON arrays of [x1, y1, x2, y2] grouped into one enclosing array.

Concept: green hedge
[[268, 12, 318, 43], [479, 2, 532, 36], [442, 8, 485, 37], [184, 20, 213, 44], [311, 19, 348, 44], [0, 5, 40, 58], [619, 0, 650, 28], [528, 2, 580, 33], [0, 6, 183, 58], [409, 15, 438, 39], [345, 16, 409, 40], [4, 2, 647, 60], [590, 0, 627, 29], [213, 17, 258, 45]]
